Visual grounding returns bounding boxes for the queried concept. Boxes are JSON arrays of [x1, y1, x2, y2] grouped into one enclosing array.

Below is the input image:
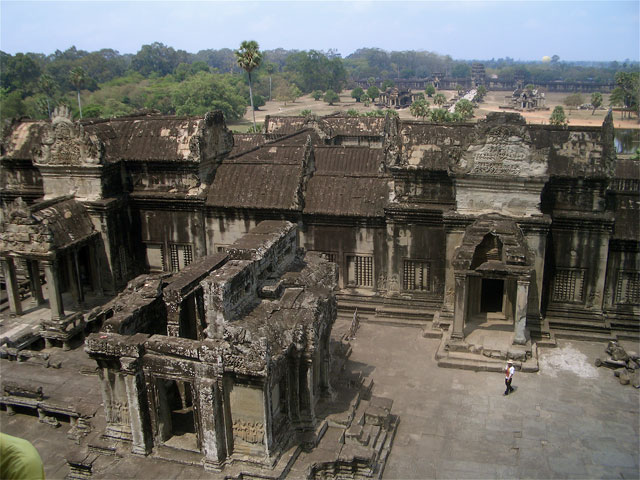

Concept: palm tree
[[38, 74, 56, 118], [265, 62, 276, 101], [235, 41, 262, 131], [69, 66, 87, 119]]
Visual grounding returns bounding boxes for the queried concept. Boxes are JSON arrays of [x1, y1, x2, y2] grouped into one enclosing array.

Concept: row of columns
[[1, 244, 102, 321], [451, 272, 530, 345]]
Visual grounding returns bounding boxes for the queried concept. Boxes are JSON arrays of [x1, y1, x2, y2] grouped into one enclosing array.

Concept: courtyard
[[1, 317, 638, 479]]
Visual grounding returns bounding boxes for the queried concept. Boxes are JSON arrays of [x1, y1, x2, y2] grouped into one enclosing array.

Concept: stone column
[[43, 259, 65, 320], [73, 249, 85, 305], [1, 257, 22, 316], [289, 355, 301, 424], [28, 260, 45, 306], [451, 273, 468, 340], [123, 368, 152, 455], [66, 253, 81, 306], [514, 278, 530, 345], [89, 243, 103, 297], [197, 378, 226, 470]]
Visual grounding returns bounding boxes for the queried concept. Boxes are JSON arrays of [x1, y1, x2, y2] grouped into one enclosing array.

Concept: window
[[169, 244, 193, 272], [323, 252, 338, 264], [347, 255, 373, 287], [145, 243, 165, 272], [552, 268, 585, 303], [145, 243, 193, 272], [616, 271, 640, 305], [403, 260, 431, 291]]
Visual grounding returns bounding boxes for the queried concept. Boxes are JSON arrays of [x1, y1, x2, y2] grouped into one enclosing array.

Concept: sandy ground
[[230, 89, 639, 132]]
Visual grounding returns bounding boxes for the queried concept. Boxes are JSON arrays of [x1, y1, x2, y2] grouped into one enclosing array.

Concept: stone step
[[551, 328, 616, 342]]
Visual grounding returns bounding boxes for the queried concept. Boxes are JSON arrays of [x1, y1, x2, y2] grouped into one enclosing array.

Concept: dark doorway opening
[[481, 278, 504, 313], [156, 378, 199, 451]]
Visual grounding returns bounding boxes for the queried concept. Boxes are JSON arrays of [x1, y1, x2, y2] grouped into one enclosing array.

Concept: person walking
[[504, 360, 515, 395]]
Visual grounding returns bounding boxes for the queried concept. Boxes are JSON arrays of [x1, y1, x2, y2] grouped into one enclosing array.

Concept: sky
[[1, 0, 638, 61]]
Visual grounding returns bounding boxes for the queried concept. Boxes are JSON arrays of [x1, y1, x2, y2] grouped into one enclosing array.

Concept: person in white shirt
[[504, 360, 515, 395]]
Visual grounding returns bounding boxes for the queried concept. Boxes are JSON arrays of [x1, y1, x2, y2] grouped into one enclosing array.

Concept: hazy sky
[[1, 0, 638, 61]]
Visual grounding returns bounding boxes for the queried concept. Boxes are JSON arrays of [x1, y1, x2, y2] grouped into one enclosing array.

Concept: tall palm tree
[[265, 62, 276, 102], [38, 74, 56, 118], [69, 66, 87, 119], [235, 41, 262, 131]]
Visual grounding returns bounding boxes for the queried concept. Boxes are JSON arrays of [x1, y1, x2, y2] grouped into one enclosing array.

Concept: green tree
[[171, 72, 247, 120], [433, 93, 447, 107], [301, 109, 312, 117], [351, 86, 364, 102], [381, 79, 394, 90], [312, 90, 323, 101], [590, 92, 603, 115], [454, 98, 474, 119], [235, 40, 263, 131], [613, 71, 639, 120], [323, 89, 339, 105], [474, 85, 487, 103], [38, 74, 56, 118], [549, 105, 568, 126], [289, 84, 302, 103], [131, 42, 188, 77], [425, 84, 436, 97], [361, 93, 371, 107], [410, 98, 430, 120], [69, 66, 87, 118], [430, 108, 450, 123], [253, 94, 265, 110], [346, 108, 359, 117], [367, 85, 380, 101], [563, 93, 584, 111]]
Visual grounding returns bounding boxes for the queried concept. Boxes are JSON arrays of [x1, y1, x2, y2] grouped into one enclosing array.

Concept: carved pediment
[[35, 105, 104, 166], [454, 124, 547, 178]]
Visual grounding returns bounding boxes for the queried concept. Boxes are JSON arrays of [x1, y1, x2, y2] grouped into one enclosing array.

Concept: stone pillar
[[1, 257, 22, 316], [43, 259, 65, 320], [73, 249, 85, 305], [123, 368, 152, 455], [514, 278, 530, 345], [262, 382, 273, 457], [289, 355, 301, 424], [89, 243, 103, 297], [197, 378, 226, 470], [166, 301, 181, 337], [28, 260, 45, 306], [66, 253, 81, 306], [441, 223, 466, 322], [451, 273, 468, 340]]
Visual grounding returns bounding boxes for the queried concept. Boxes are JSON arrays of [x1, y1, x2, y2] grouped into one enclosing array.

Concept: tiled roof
[[85, 116, 202, 162]]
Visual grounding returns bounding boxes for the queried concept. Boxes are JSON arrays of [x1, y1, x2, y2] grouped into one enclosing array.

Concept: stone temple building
[[84, 220, 338, 469], [1, 106, 639, 359]]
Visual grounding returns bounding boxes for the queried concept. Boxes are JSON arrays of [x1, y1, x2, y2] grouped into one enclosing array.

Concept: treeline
[[1, 42, 637, 122]]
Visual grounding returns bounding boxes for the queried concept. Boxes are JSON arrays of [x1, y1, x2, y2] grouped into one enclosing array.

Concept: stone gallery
[[0, 105, 638, 471]]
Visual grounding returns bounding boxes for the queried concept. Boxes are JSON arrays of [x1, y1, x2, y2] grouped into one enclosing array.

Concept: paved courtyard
[[347, 323, 640, 480], [1, 320, 638, 479]]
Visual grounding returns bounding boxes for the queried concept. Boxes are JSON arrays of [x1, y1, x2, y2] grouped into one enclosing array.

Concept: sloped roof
[[319, 116, 386, 137], [206, 142, 304, 210], [305, 146, 389, 217], [31, 198, 96, 249], [304, 175, 389, 217], [314, 146, 382, 174], [1, 121, 47, 161], [84, 116, 201, 162], [230, 133, 266, 156], [0, 197, 97, 255], [264, 116, 308, 135]]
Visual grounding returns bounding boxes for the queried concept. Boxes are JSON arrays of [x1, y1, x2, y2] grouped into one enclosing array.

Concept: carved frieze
[[232, 418, 264, 444], [455, 126, 547, 178], [35, 106, 104, 166]]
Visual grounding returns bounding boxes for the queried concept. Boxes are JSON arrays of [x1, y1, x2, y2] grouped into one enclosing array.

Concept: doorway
[[156, 378, 199, 452], [481, 278, 504, 313]]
